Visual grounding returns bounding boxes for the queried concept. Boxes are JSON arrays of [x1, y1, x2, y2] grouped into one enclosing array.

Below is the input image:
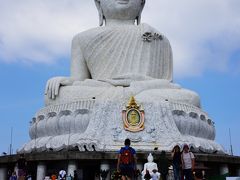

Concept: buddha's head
[[94, 0, 146, 26], [147, 153, 153, 162]]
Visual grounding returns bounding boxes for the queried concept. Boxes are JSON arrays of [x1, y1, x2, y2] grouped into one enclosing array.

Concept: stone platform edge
[[1, 151, 240, 165]]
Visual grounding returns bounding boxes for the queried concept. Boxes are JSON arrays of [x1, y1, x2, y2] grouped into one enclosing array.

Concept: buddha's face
[[99, 0, 144, 20]]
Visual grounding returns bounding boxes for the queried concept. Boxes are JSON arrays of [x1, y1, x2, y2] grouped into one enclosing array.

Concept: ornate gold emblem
[[122, 96, 144, 132]]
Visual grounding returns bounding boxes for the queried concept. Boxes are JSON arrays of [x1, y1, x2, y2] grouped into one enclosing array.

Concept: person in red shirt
[[117, 138, 137, 180]]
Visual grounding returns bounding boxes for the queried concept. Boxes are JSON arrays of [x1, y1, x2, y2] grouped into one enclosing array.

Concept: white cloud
[[0, 0, 240, 78], [0, 0, 97, 63]]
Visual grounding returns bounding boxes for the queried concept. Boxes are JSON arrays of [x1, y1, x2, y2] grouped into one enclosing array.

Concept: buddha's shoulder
[[139, 23, 159, 32], [72, 27, 105, 42]]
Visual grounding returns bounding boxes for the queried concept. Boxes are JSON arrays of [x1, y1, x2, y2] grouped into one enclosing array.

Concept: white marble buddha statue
[[142, 153, 160, 179], [19, 0, 223, 154], [45, 0, 200, 108]]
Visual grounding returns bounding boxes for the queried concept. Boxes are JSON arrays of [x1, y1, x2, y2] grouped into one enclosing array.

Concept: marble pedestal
[[19, 96, 224, 154]]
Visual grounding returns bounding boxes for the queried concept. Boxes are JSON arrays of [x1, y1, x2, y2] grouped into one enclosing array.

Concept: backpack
[[120, 147, 134, 165]]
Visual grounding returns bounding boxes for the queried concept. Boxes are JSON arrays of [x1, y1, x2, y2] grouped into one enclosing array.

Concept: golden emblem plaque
[[122, 96, 144, 132]]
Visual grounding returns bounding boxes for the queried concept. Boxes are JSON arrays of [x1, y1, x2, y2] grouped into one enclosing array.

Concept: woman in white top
[[181, 144, 195, 180]]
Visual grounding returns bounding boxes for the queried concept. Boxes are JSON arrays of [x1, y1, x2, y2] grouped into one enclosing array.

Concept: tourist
[[194, 171, 203, 180], [7, 169, 12, 180], [181, 144, 195, 180], [172, 145, 182, 180], [59, 169, 67, 180], [143, 170, 151, 180], [9, 171, 17, 180], [51, 172, 57, 180], [25, 173, 32, 180], [73, 170, 78, 180], [66, 174, 73, 180], [17, 154, 27, 180], [158, 151, 169, 180], [151, 169, 161, 180], [117, 138, 137, 180]]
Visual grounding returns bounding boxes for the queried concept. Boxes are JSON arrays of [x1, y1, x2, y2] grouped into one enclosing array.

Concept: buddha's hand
[[45, 76, 73, 99]]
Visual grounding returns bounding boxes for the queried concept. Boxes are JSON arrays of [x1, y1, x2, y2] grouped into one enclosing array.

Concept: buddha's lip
[[116, 0, 129, 4]]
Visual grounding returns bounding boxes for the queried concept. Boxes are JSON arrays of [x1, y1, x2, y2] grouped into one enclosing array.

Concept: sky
[[0, 0, 240, 156]]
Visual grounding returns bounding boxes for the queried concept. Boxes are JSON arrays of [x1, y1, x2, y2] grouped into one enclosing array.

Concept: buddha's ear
[[136, 0, 146, 25], [94, 0, 104, 26]]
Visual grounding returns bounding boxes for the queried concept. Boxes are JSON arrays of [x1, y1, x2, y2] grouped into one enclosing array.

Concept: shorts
[[120, 165, 134, 178]]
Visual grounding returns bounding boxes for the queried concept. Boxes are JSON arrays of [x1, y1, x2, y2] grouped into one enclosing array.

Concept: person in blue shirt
[[9, 171, 17, 180], [117, 138, 137, 180]]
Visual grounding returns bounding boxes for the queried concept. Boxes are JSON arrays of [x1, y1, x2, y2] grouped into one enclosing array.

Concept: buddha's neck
[[105, 19, 135, 26]]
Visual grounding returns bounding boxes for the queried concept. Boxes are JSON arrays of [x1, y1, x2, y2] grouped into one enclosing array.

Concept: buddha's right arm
[[71, 34, 91, 81], [45, 35, 91, 100], [45, 77, 74, 99]]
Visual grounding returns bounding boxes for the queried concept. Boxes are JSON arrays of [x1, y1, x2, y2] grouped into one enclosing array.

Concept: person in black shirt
[[17, 154, 27, 180], [73, 170, 78, 180], [172, 145, 182, 180], [158, 151, 169, 180]]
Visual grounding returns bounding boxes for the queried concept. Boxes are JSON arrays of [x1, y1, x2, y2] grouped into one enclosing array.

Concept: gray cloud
[[0, 0, 239, 78]]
